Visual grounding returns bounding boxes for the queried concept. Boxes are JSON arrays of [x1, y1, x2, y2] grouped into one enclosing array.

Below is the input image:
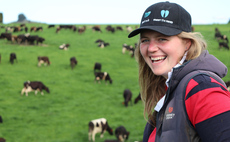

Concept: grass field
[[0, 23, 229, 142]]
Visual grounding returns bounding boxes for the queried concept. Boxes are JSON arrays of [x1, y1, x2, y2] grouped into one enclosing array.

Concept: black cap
[[128, 2, 192, 38]]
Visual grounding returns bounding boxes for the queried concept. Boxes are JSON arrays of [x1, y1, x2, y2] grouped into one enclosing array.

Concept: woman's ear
[[185, 39, 192, 51]]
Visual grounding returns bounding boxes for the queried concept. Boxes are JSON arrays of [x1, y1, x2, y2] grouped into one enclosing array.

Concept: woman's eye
[[159, 38, 167, 41], [141, 39, 149, 43]]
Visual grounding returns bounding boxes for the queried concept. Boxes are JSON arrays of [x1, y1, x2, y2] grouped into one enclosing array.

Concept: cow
[[0, 33, 12, 42], [88, 118, 113, 142], [123, 89, 132, 107], [219, 42, 229, 50], [48, 25, 55, 28], [115, 126, 130, 142], [134, 93, 141, 104], [21, 81, 50, 96], [94, 62, 102, 72], [92, 26, 102, 33], [10, 53, 17, 64], [17, 33, 30, 44], [225, 81, 230, 91], [106, 25, 115, 33], [94, 72, 112, 84], [126, 26, 133, 33], [122, 44, 135, 57], [70, 57, 77, 69], [215, 33, 229, 43], [98, 42, 110, 48], [27, 35, 44, 45], [78, 26, 86, 34], [38, 56, 50, 66], [95, 39, 104, 43], [59, 43, 70, 50], [116, 26, 123, 31]]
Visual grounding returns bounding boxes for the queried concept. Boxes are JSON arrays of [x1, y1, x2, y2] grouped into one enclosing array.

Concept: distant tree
[[228, 19, 230, 24], [0, 13, 2, 23], [18, 13, 27, 22]]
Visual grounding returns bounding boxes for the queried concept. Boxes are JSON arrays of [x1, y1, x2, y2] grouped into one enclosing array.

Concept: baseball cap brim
[[128, 26, 182, 38]]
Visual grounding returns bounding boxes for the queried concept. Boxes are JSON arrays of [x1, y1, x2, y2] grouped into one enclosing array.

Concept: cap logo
[[161, 10, 169, 18], [144, 11, 151, 18]]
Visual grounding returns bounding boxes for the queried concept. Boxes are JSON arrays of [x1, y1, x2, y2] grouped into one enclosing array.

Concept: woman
[[128, 2, 230, 142]]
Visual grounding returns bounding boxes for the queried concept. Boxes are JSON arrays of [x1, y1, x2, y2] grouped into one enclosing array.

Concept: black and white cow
[[219, 42, 229, 50], [88, 118, 113, 142], [122, 44, 135, 57], [123, 89, 132, 107], [38, 56, 50, 66], [94, 72, 112, 84], [59, 43, 70, 50], [10, 53, 17, 64], [115, 126, 130, 142], [70, 57, 77, 69], [21, 81, 50, 96], [94, 62, 102, 72]]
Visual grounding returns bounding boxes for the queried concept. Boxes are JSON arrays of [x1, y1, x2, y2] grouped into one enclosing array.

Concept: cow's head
[[46, 87, 50, 93]]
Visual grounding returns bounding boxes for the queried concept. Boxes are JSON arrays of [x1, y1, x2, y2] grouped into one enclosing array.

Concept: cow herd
[[0, 23, 142, 141]]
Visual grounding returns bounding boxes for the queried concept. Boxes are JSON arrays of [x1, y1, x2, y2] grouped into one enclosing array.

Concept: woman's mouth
[[150, 56, 167, 63]]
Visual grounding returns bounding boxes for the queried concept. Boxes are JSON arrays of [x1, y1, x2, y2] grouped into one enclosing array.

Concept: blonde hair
[[135, 32, 207, 125]]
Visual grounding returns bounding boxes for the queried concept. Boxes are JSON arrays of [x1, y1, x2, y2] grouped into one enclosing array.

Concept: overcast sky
[[1, 0, 229, 25]]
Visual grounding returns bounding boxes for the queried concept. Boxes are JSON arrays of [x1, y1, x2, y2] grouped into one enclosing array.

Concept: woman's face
[[140, 30, 191, 79]]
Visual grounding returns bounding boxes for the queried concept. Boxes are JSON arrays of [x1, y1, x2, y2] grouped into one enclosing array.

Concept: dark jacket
[[143, 50, 228, 142]]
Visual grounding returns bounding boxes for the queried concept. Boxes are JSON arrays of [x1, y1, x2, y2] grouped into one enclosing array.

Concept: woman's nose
[[148, 41, 159, 52]]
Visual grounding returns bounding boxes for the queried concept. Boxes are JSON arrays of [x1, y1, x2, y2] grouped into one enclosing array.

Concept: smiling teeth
[[151, 57, 166, 61]]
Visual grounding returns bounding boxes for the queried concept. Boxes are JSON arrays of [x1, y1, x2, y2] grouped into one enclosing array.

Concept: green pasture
[[0, 23, 229, 142]]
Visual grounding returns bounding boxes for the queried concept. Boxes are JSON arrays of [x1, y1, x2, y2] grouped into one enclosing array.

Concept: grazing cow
[[17, 33, 30, 44], [122, 44, 135, 57], [116, 26, 123, 31], [126, 26, 133, 33], [134, 93, 141, 104], [94, 62, 102, 72], [10, 53, 17, 64], [0, 33, 12, 42], [78, 26, 86, 34], [225, 81, 230, 91], [95, 39, 104, 43], [38, 56, 50, 66], [48, 25, 55, 28], [88, 118, 113, 142], [70, 57, 77, 69], [219, 42, 229, 50], [115, 126, 130, 142], [94, 72, 112, 84], [21, 81, 50, 96], [30, 26, 37, 32], [215, 33, 229, 43], [106, 25, 115, 33], [92, 26, 102, 33], [59, 43, 70, 50], [123, 89, 132, 107], [98, 42, 110, 48]]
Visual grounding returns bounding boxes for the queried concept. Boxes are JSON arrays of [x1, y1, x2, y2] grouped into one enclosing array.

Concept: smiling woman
[[128, 1, 230, 142]]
